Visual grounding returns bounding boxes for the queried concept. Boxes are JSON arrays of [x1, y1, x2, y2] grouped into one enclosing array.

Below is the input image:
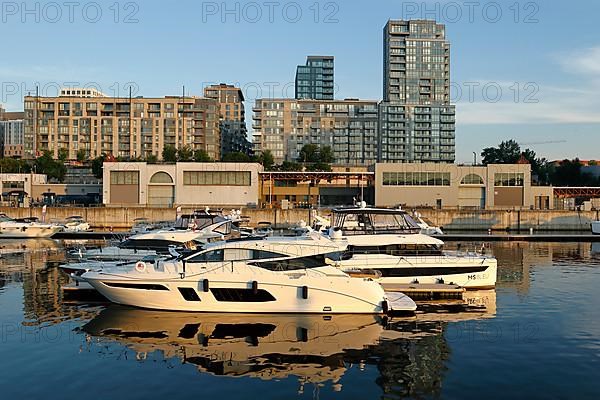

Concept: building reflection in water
[[5, 240, 597, 397]]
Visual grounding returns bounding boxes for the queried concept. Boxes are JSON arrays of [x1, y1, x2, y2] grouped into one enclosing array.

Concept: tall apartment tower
[[295, 56, 335, 100], [204, 83, 252, 157], [380, 20, 455, 163]]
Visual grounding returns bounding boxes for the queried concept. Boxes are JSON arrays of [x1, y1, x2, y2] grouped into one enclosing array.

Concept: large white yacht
[[0, 214, 63, 238], [325, 205, 497, 289], [80, 235, 416, 314]]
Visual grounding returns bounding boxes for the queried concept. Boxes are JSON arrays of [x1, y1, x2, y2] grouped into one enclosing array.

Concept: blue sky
[[1, 0, 599, 162]]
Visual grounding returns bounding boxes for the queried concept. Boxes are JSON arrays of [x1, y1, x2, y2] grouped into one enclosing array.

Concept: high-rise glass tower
[[380, 20, 455, 163], [295, 56, 334, 100]]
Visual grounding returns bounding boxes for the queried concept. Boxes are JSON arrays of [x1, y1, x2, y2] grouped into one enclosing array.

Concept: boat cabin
[[331, 207, 421, 235]]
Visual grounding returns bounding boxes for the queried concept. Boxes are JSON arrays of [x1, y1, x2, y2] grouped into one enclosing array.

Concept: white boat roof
[[345, 233, 443, 246], [129, 230, 220, 243], [202, 233, 347, 255]]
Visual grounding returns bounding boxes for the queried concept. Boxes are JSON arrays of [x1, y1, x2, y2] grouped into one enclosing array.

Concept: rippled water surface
[[0, 240, 599, 399]]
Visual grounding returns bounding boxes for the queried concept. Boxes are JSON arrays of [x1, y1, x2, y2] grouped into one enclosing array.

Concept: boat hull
[[339, 254, 497, 289], [0, 225, 62, 238], [82, 264, 413, 314]]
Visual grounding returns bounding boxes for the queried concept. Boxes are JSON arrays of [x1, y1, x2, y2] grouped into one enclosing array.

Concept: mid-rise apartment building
[[204, 84, 252, 157], [252, 98, 379, 165], [295, 56, 335, 100], [0, 119, 25, 158], [23, 92, 220, 160]]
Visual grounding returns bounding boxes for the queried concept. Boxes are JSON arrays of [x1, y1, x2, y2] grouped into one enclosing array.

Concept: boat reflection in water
[[80, 294, 496, 395], [82, 308, 386, 387]]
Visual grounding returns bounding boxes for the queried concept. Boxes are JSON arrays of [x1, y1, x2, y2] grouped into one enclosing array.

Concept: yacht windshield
[[0, 214, 14, 222], [334, 210, 420, 235]]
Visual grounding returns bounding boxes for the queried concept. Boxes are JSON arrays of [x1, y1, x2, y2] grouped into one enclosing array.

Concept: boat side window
[[188, 249, 224, 263], [350, 245, 381, 255], [385, 244, 442, 256], [252, 255, 326, 271], [223, 248, 253, 261], [251, 250, 287, 260]]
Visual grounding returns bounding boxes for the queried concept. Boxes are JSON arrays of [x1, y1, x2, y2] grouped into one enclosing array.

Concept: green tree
[[35, 150, 66, 182], [0, 158, 31, 173], [162, 145, 177, 162], [58, 148, 69, 162], [319, 146, 335, 164], [145, 154, 158, 164], [76, 149, 88, 162], [91, 155, 105, 179], [297, 144, 334, 171], [550, 159, 597, 186], [481, 140, 553, 185], [277, 161, 302, 171], [481, 140, 521, 164], [177, 146, 194, 162], [298, 144, 320, 164], [193, 149, 212, 162], [222, 152, 251, 162], [258, 150, 275, 170]]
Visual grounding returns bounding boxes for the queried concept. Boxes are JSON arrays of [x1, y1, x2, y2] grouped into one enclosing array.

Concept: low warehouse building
[[103, 162, 263, 207], [374, 163, 553, 210]]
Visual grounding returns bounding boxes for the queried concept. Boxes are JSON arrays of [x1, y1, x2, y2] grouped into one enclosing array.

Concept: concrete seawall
[[1, 206, 598, 232]]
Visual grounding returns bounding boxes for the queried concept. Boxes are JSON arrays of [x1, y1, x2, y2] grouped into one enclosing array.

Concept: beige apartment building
[[374, 163, 553, 209], [23, 91, 220, 160], [252, 98, 380, 165]]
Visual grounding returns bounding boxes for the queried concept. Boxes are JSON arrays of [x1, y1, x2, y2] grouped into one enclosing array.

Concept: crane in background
[[518, 140, 567, 146]]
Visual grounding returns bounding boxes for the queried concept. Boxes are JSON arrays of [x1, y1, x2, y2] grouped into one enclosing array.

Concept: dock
[[432, 233, 600, 242], [384, 283, 465, 300], [53, 231, 129, 240]]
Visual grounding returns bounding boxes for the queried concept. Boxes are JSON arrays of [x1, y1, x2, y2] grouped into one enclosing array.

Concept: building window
[[183, 171, 251, 186], [110, 171, 139, 185], [461, 174, 484, 185], [149, 172, 173, 184], [383, 171, 450, 186], [494, 173, 524, 187]]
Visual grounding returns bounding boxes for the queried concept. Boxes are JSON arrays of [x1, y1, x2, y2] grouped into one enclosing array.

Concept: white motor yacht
[[0, 214, 63, 238], [81, 235, 416, 314], [325, 204, 497, 289], [69, 213, 241, 263]]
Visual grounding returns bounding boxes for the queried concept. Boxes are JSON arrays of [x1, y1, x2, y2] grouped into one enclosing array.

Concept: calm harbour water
[[0, 240, 599, 399]]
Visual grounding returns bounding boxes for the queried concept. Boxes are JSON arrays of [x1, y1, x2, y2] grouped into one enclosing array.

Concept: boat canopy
[[331, 207, 422, 235]]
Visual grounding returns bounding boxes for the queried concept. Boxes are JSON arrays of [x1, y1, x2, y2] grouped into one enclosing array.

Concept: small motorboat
[[0, 213, 63, 238], [254, 221, 274, 237], [63, 216, 91, 232]]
